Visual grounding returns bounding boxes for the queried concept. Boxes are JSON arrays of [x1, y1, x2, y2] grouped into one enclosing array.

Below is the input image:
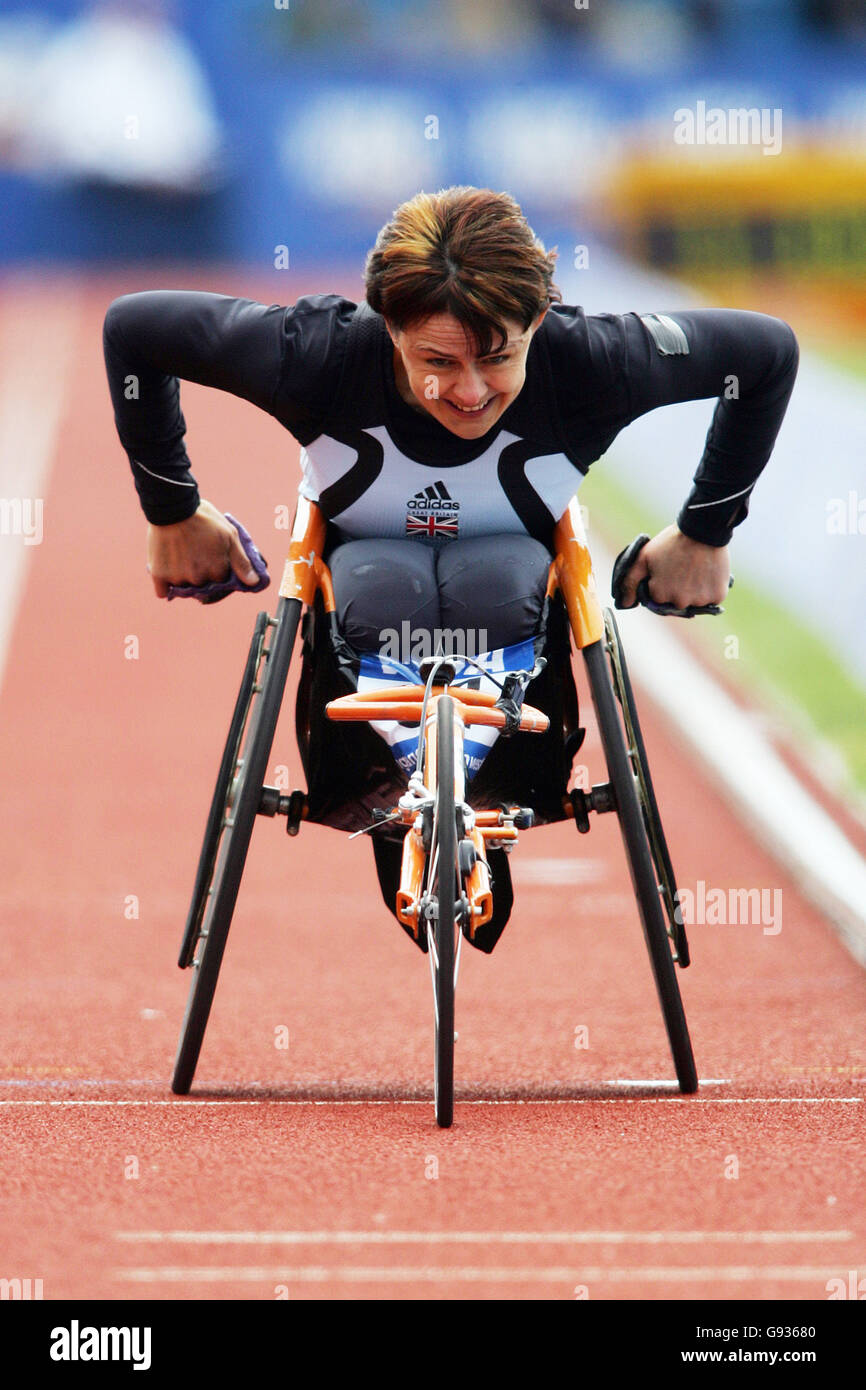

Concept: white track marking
[[592, 537, 866, 963], [0, 1075, 726, 1088], [112, 1264, 863, 1284], [115, 1229, 852, 1245], [0, 1074, 168, 1082], [0, 281, 80, 697], [0, 1097, 861, 1106], [510, 858, 608, 885]]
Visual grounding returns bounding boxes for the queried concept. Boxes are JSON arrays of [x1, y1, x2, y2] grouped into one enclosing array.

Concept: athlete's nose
[[449, 363, 487, 406]]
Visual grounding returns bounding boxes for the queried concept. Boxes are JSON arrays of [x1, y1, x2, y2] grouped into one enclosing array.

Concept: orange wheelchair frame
[[171, 497, 697, 1126]]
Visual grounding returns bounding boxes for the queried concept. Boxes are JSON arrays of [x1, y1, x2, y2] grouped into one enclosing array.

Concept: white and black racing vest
[[297, 302, 588, 549]]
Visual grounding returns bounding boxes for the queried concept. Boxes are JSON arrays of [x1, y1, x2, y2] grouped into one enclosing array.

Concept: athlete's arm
[[103, 290, 287, 525], [620, 308, 796, 608], [103, 289, 350, 595], [623, 307, 799, 547], [569, 306, 795, 609]]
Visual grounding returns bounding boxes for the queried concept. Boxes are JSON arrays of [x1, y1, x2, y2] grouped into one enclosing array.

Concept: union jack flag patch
[[406, 513, 459, 538]]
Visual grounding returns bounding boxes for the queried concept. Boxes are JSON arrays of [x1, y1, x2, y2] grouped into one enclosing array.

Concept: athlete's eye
[[422, 354, 509, 368]]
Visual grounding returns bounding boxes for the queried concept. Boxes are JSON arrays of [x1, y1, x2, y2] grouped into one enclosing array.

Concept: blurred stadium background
[[1, 0, 864, 800]]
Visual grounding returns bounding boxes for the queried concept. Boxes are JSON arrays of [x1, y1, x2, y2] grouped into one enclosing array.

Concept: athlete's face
[[387, 311, 546, 439]]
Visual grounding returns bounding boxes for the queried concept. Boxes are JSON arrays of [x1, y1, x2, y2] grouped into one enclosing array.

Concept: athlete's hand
[[146, 499, 260, 598], [617, 524, 730, 611]]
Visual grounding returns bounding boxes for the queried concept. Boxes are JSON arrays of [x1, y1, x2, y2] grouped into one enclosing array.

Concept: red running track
[[0, 276, 864, 1303]]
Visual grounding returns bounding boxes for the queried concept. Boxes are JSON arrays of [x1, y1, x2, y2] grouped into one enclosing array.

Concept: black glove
[[611, 534, 732, 618]]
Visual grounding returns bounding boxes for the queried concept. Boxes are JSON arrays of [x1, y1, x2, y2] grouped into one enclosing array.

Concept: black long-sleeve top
[[103, 290, 798, 548]]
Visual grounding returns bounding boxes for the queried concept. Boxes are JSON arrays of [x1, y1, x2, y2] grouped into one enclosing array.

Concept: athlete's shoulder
[[536, 302, 633, 419], [539, 301, 631, 368], [273, 293, 361, 421], [279, 293, 359, 351], [537, 301, 588, 347], [284, 291, 358, 319]]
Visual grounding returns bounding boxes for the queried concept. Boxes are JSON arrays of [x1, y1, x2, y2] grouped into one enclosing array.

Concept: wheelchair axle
[[567, 783, 616, 834], [257, 786, 308, 835]]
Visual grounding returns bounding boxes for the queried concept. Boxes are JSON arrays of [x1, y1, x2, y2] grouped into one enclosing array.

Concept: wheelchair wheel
[[171, 598, 302, 1095], [583, 633, 698, 1095], [427, 694, 459, 1128], [177, 610, 270, 970], [603, 609, 690, 967]]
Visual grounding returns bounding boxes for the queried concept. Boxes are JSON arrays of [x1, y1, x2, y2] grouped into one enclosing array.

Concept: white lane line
[[0, 1076, 730, 1089], [0, 1097, 861, 1106], [510, 858, 608, 885], [112, 1264, 861, 1284], [0, 1079, 167, 1087], [0, 281, 80, 697], [115, 1230, 852, 1246], [591, 539, 866, 963]]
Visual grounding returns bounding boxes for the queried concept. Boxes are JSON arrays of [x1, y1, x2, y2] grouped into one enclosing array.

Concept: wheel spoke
[[453, 915, 463, 991]]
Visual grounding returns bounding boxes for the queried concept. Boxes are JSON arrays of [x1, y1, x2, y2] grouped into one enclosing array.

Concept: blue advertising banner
[[0, 2, 864, 264]]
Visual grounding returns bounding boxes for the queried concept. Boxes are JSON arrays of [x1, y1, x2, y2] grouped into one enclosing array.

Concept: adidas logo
[[406, 481, 461, 512]]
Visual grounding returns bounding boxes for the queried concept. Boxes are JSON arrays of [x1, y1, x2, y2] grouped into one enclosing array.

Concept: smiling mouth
[[444, 396, 496, 416]]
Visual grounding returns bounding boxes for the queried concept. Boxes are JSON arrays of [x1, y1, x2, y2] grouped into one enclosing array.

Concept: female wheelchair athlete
[[171, 495, 703, 1127]]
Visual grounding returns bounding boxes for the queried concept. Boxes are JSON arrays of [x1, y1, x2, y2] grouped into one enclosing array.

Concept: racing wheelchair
[[170, 496, 701, 1126]]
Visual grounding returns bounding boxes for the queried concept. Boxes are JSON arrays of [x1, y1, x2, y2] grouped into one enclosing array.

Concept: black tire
[[603, 609, 690, 967], [583, 636, 698, 1094], [177, 610, 270, 970], [171, 598, 301, 1095], [428, 695, 458, 1128]]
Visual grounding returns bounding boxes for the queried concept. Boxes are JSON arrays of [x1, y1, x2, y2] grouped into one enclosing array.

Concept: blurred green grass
[[579, 463, 866, 799], [815, 346, 866, 384]]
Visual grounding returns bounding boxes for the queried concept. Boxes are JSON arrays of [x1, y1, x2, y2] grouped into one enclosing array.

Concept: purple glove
[[166, 514, 270, 605]]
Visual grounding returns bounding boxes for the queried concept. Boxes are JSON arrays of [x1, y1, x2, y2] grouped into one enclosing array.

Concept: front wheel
[[427, 695, 459, 1128]]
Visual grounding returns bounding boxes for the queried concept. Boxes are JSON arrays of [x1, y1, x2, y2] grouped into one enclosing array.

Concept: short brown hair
[[364, 186, 561, 356]]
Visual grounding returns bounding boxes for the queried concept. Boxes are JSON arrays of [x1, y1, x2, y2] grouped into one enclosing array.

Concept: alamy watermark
[[826, 490, 865, 535], [826, 1269, 866, 1299], [50, 1321, 152, 1370], [379, 621, 489, 665], [0, 497, 43, 545], [0, 1276, 43, 1299], [675, 880, 782, 935], [674, 100, 783, 156]]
